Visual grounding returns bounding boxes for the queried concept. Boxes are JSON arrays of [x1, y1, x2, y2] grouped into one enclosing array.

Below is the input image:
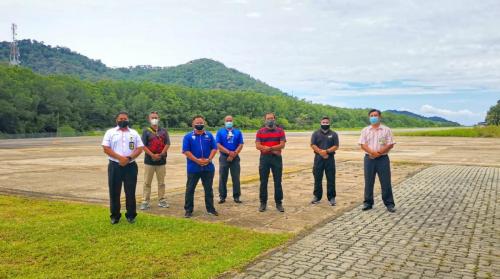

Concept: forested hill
[[0, 39, 283, 95], [386, 110, 459, 126], [0, 65, 454, 134]]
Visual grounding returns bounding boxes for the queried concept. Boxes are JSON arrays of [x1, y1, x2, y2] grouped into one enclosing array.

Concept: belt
[[109, 159, 137, 165], [364, 154, 388, 158]]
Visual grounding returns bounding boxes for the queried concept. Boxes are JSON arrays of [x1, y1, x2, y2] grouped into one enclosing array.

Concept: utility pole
[[9, 23, 20, 66]]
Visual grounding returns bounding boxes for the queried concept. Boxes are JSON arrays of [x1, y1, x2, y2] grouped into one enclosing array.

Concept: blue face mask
[[225, 122, 233, 129], [369, 116, 379, 125]]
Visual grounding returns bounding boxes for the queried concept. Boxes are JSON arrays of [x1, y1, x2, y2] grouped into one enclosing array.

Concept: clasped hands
[[263, 146, 280, 155]]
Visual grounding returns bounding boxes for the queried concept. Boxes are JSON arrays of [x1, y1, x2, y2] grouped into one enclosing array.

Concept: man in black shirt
[[310, 116, 339, 206], [140, 111, 171, 210]]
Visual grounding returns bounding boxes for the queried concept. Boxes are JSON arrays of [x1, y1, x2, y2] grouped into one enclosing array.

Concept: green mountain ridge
[[386, 110, 459, 126], [0, 39, 283, 95]]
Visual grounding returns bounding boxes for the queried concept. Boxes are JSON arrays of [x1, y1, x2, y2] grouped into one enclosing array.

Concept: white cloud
[[245, 12, 261, 18], [420, 105, 479, 118], [299, 27, 316, 32]]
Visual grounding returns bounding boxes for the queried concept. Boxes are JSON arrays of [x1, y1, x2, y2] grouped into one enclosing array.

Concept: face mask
[[150, 119, 159, 126], [321, 124, 330, 130], [265, 120, 275, 128], [225, 122, 233, 129], [117, 120, 129, 128], [194, 124, 204, 131], [369, 116, 379, 125]]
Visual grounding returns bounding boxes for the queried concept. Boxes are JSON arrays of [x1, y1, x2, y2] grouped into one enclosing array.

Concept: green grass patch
[[396, 126, 500, 138], [0, 195, 290, 279]]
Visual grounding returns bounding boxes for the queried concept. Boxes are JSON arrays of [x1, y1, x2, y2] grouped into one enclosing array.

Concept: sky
[[1, 0, 499, 125]]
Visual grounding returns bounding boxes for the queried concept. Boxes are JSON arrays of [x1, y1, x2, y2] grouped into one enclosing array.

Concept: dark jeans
[[108, 160, 138, 220], [218, 154, 241, 200], [259, 154, 283, 204], [313, 155, 336, 200], [364, 155, 395, 207], [184, 171, 216, 213]]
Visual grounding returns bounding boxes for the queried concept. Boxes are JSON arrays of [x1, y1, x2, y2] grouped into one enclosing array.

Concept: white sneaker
[[158, 199, 169, 208], [140, 202, 151, 210]]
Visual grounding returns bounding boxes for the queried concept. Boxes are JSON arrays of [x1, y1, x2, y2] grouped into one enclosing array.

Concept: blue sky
[[1, 0, 499, 125]]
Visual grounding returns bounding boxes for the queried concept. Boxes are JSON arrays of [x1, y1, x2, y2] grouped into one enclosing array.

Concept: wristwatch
[[127, 156, 132, 162]]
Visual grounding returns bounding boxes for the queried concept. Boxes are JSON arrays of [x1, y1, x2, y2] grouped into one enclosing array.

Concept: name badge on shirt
[[378, 137, 386, 145], [129, 136, 135, 150]]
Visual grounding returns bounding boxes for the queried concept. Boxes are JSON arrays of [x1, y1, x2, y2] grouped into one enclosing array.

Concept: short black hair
[[115, 111, 129, 119], [368, 109, 382, 116], [264, 112, 276, 119], [192, 115, 205, 122], [321, 116, 330, 121]]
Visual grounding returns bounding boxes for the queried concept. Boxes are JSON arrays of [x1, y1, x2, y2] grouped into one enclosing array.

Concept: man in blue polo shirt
[[216, 115, 244, 204], [182, 115, 218, 218]]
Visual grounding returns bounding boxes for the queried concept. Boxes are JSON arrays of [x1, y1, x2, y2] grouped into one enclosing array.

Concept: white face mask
[[150, 119, 159, 126]]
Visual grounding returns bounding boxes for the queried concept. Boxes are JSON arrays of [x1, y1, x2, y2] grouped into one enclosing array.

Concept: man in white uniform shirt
[[102, 111, 144, 224]]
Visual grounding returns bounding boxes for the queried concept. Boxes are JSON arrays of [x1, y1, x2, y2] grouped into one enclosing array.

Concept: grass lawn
[[396, 126, 500, 138], [0, 195, 290, 279]]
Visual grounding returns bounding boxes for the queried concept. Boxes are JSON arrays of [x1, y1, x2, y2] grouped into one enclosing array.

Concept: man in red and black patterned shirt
[[140, 111, 170, 210], [255, 112, 286, 213]]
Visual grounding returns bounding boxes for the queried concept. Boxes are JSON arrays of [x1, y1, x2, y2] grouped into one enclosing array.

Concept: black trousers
[[184, 171, 216, 213], [313, 155, 336, 200], [218, 154, 241, 199], [108, 160, 138, 220], [259, 154, 283, 204], [364, 155, 395, 207]]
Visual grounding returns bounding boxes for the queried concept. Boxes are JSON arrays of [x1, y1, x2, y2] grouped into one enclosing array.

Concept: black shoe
[[126, 217, 136, 224], [259, 203, 267, 212], [184, 211, 193, 218], [218, 199, 226, 204], [362, 204, 373, 211], [310, 197, 320, 204], [329, 198, 336, 206], [110, 218, 120, 225], [276, 203, 285, 212], [207, 210, 219, 216], [234, 197, 242, 203], [387, 206, 396, 213]]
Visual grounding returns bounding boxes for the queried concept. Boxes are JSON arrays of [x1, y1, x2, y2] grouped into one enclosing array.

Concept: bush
[[57, 125, 76, 137]]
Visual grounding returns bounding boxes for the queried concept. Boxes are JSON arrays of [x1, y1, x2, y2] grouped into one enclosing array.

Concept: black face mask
[[194, 124, 204, 131], [265, 120, 275, 128], [117, 120, 129, 128], [321, 124, 330, 130]]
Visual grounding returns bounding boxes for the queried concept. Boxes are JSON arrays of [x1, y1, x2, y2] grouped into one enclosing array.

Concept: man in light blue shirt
[[216, 115, 244, 204]]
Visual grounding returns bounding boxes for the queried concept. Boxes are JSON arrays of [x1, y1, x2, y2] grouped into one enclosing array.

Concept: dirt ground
[[1, 132, 499, 233]]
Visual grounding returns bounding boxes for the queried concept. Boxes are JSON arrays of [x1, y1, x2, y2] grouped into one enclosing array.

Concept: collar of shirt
[[369, 124, 384, 131], [115, 126, 130, 132], [192, 130, 207, 136], [320, 129, 331, 134]]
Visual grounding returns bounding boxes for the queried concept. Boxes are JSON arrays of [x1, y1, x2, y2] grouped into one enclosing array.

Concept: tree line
[[0, 65, 453, 135]]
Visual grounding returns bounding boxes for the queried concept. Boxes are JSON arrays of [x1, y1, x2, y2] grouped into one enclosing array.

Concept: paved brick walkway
[[234, 165, 499, 278]]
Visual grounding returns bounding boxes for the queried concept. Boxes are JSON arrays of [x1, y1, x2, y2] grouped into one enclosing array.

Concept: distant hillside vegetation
[[386, 110, 460, 126], [0, 39, 283, 95]]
